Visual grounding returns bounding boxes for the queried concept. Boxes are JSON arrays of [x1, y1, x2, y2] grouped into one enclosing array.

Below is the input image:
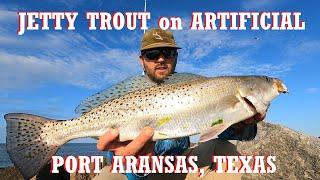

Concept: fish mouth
[[273, 79, 289, 93]]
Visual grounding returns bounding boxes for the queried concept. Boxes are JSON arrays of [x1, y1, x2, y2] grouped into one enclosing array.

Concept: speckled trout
[[4, 73, 287, 178]]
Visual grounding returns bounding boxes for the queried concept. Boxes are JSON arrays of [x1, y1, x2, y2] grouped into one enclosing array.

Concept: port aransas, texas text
[[50, 155, 276, 177]]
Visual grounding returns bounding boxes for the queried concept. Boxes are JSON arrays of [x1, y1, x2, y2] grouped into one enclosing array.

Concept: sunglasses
[[142, 49, 178, 60]]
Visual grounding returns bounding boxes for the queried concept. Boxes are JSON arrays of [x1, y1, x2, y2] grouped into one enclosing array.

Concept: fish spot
[[110, 124, 117, 129], [156, 116, 172, 127], [211, 119, 223, 127], [24, 152, 33, 159], [156, 131, 169, 138]]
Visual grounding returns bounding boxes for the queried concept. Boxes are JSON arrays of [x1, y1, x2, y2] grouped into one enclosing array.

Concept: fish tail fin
[[4, 113, 67, 179]]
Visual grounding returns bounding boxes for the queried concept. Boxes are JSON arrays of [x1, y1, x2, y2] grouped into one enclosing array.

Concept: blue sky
[[0, 0, 319, 143]]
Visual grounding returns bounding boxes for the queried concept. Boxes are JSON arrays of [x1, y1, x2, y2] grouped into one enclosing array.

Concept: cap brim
[[141, 43, 181, 51]]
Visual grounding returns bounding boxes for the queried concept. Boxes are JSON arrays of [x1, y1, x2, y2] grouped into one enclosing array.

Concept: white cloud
[[173, 30, 292, 77], [120, 31, 141, 45], [0, 28, 294, 91], [0, 32, 89, 53], [241, 0, 285, 10], [177, 54, 292, 77], [104, 30, 142, 47], [0, 48, 140, 90], [0, 97, 27, 105], [305, 88, 319, 94], [46, 0, 92, 9], [289, 41, 320, 58], [0, 3, 143, 91], [175, 30, 256, 61], [0, 30, 142, 90], [0, 6, 17, 33], [176, 30, 228, 60], [0, 8, 16, 22]]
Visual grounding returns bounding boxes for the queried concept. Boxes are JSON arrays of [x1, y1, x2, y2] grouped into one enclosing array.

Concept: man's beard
[[143, 63, 176, 84]]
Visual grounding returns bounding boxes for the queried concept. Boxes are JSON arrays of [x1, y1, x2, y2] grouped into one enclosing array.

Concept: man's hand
[[97, 127, 155, 156]]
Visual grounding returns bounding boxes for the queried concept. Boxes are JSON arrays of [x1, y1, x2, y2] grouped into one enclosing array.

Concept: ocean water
[[0, 143, 110, 168]]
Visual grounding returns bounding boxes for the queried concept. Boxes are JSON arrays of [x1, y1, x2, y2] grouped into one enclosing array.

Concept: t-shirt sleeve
[[218, 123, 257, 141], [154, 137, 190, 155]]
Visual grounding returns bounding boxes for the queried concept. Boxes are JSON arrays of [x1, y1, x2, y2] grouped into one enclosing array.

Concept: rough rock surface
[[237, 121, 320, 180], [0, 167, 23, 180]]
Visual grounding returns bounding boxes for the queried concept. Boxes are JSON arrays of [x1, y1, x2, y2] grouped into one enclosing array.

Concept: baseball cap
[[141, 28, 181, 51]]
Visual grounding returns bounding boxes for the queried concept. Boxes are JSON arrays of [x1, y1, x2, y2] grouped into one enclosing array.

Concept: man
[[95, 28, 265, 179]]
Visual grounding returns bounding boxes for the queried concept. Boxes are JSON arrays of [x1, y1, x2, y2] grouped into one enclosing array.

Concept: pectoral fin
[[153, 131, 170, 140], [199, 123, 231, 142]]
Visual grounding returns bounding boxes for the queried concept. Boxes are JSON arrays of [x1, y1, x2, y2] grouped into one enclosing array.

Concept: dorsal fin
[[161, 72, 207, 84], [75, 75, 156, 114], [75, 73, 208, 114]]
